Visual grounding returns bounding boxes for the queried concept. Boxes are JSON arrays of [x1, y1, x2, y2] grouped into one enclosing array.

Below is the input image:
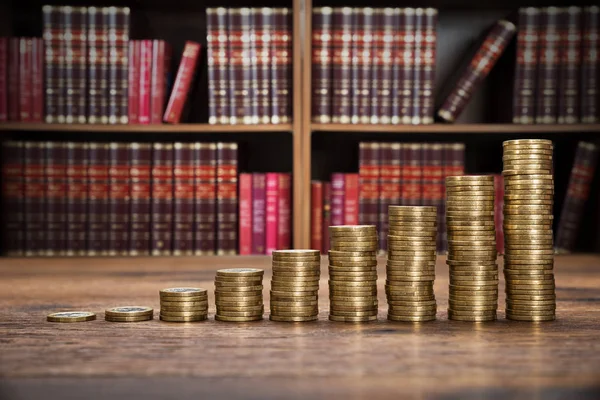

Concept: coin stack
[[215, 268, 265, 322], [159, 288, 208, 322], [446, 175, 498, 322], [47, 311, 96, 323], [386, 206, 438, 322], [502, 139, 556, 322], [105, 306, 154, 322], [270, 250, 321, 322], [328, 225, 379, 323]]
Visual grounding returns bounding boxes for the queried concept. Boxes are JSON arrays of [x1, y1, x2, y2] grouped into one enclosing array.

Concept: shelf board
[[312, 123, 600, 134], [0, 123, 294, 133]]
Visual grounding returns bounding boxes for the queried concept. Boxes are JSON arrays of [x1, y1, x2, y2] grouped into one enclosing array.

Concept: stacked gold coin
[[159, 288, 208, 322], [446, 175, 498, 322], [105, 306, 154, 322], [328, 225, 378, 323], [215, 268, 264, 322], [386, 206, 438, 322], [270, 250, 321, 322], [502, 139, 555, 322]]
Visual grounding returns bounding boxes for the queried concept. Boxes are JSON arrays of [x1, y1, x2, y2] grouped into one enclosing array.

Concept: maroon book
[[255, 9, 273, 124], [351, 8, 373, 124], [331, 173, 345, 226], [128, 40, 141, 124], [0, 38, 6, 122], [411, 9, 425, 124], [108, 7, 130, 124], [43, 6, 64, 123], [108, 143, 130, 256], [322, 182, 332, 253], [24, 142, 46, 256], [421, 9, 438, 124], [277, 174, 291, 250], [87, 142, 109, 255], [45, 142, 67, 256], [150, 40, 170, 124], [64, 7, 87, 124], [32, 38, 44, 122], [138, 40, 152, 124], [227, 9, 248, 124], [249, 8, 259, 124], [87, 6, 109, 124], [271, 8, 292, 124], [206, 8, 230, 124], [194, 143, 217, 255], [373, 8, 395, 124], [392, 9, 415, 124], [151, 143, 174, 256], [19, 38, 33, 122], [252, 173, 266, 254], [581, 6, 599, 123], [401, 143, 423, 206], [129, 143, 152, 255], [311, 7, 333, 123], [358, 142, 380, 230], [331, 7, 353, 123], [513, 8, 540, 124], [238, 173, 252, 255], [216, 143, 238, 255], [66, 142, 88, 256], [2, 141, 24, 255], [7, 38, 19, 121], [173, 143, 195, 256], [163, 41, 202, 124], [557, 7, 583, 124], [311, 181, 323, 252], [536, 7, 561, 124]]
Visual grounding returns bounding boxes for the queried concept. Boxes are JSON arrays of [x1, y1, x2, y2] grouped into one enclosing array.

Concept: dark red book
[[557, 7, 583, 124], [494, 174, 504, 255], [411, 9, 425, 124], [7, 38, 19, 121], [108, 143, 130, 256], [87, 143, 109, 256], [139, 40, 153, 124], [358, 142, 380, 228], [128, 40, 141, 124], [164, 41, 201, 124], [87, 6, 108, 124], [18, 38, 33, 122], [32, 39, 44, 122], [421, 9, 438, 124], [422, 143, 444, 252], [331, 7, 353, 124], [277, 173, 291, 250], [322, 182, 332, 253], [311, 181, 323, 251], [392, 9, 415, 125], [331, 173, 345, 226], [194, 143, 216, 255], [45, 142, 67, 256], [513, 8, 540, 124], [66, 142, 88, 256], [24, 142, 46, 256], [216, 143, 238, 255], [373, 9, 395, 124], [265, 172, 279, 254], [0, 37, 7, 122], [251, 173, 266, 255], [255, 9, 272, 124], [378, 143, 395, 251], [344, 173, 359, 225], [150, 40, 169, 124], [173, 143, 196, 256], [581, 6, 599, 123], [249, 8, 259, 124], [151, 143, 174, 255], [64, 7, 87, 124], [108, 7, 130, 124], [206, 8, 230, 124], [271, 8, 292, 124], [227, 9, 247, 124], [2, 141, 24, 255], [351, 8, 373, 124], [43, 6, 63, 123], [129, 143, 152, 255], [402, 143, 423, 206], [555, 142, 600, 253], [536, 7, 561, 124], [311, 7, 333, 123], [238, 173, 252, 255]]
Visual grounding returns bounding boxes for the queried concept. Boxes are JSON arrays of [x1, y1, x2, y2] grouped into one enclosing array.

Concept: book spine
[[331, 173, 345, 226], [374, 9, 395, 124], [265, 172, 279, 254], [238, 173, 252, 255], [128, 40, 140, 123], [271, 8, 292, 124], [216, 143, 238, 255], [24, 142, 46, 256], [352, 8, 373, 124], [536, 7, 561, 124], [150, 40, 166, 124], [378, 142, 396, 251], [358, 142, 380, 229], [311, 7, 333, 123], [421, 143, 434, 209], [395, 9, 415, 124], [151, 143, 173, 255], [2, 141, 24, 255], [344, 173, 359, 225], [66, 142, 88, 256], [322, 182, 332, 253], [411, 9, 425, 124], [421, 9, 437, 124], [207, 8, 229, 124], [43, 6, 63, 123], [557, 7, 582, 124], [129, 143, 152, 255], [32, 39, 44, 122], [87, 143, 109, 255], [87, 7, 103, 123], [228, 9, 244, 124], [173, 143, 195, 256], [513, 8, 540, 124], [555, 142, 600, 252], [494, 174, 505, 255], [19, 38, 33, 122], [138, 40, 153, 124], [249, 8, 259, 124], [402, 143, 423, 206], [63, 7, 74, 123], [251, 173, 266, 254], [256, 8, 273, 124], [107, 143, 130, 255], [194, 143, 216, 255], [438, 20, 516, 123], [369, 9, 383, 124], [0, 38, 7, 121], [241, 8, 253, 124], [581, 6, 599, 123], [107, 7, 130, 124], [277, 173, 291, 250], [68, 7, 87, 124], [45, 142, 67, 256], [331, 7, 353, 123], [163, 41, 201, 124], [311, 181, 324, 251], [8, 38, 19, 121]]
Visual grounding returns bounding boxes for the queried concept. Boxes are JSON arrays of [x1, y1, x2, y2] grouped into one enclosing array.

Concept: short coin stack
[[386, 206, 438, 322], [328, 225, 379, 323], [47, 311, 96, 323], [446, 175, 498, 322], [159, 288, 208, 322], [270, 250, 321, 322], [105, 306, 154, 322], [502, 139, 556, 322], [215, 268, 264, 322]]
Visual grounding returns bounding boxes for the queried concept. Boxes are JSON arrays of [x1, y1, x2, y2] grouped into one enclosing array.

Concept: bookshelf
[[312, 123, 600, 134], [0, 123, 294, 134]]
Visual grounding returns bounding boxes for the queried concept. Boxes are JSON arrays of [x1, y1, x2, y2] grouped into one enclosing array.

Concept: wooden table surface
[[1, 255, 600, 400]]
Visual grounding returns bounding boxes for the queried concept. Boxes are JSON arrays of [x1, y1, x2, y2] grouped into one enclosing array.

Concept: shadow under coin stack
[[105, 306, 154, 322], [446, 176, 498, 322], [270, 250, 321, 322], [386, 206, 438, 322], [159, 288, 209, 322], [328, 225, 379, 323], [215, 268, 265, 322], [502, 139, 556, 322]]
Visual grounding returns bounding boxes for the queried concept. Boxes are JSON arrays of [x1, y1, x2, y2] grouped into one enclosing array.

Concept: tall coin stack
[[270, 250, 321, 322], [386, 206, 438, 322], [214, 268, 265, 322], [446, 176, 498, 322], [328, 225, 379, 323], [502, 139, 556, 322], [159, 288, 208, 322]]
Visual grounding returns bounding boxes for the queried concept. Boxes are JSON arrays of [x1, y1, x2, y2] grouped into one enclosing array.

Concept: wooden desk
[[1, 255, 600, 399]]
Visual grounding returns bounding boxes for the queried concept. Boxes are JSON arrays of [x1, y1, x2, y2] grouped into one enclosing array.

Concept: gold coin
[[388, 314, 436, 322], [160, 301, 209, 308], [451, 270, 498, 277], [160, 310, 210, 317], [448, 298, 498, 307], [504, 269, 554, 277], [329, 265, 377, 272], [105, 315, 154, 322], [272, 249, 319, 257], [505, 308, 555, 316], [387, 244, 437, 251], [47, 311, 96, 323], [272, 261, 321, 268], [446, 200, 495, 207], [270, 300, 319, 307], [159, 315, 208, 322], [447, 309, 497, 317], [215, 295, 263, 303], [505, 299, 555, 307], [388, 255, 436, 263], [217, 310, 265, 318], [160, 288, 208, 298], [388, 309, 438, 318], [446, 175, 495, 183], [330, 310, 379, 318], [450, 285, 498, 294], [329, 280, 377, 287], [506, 295, 555, 302], [271, 295, 318, 302], [214, 275, 264, 283], [271, 284, 319, 292], [329, 299, 378, 307], [386, 275, 435, 282], [331, 244, 379, 251], [389, 205, 437, 213], [216, 305, 264, 312], [105, 306, 154, 317], [273, 271, 321, 278], [270, 290, 319, 297], [505, 313, 555, 321], [269, 315, 318, 322], [215, 291, 263, 298], [445, 196, 496, 202], [329, 261, 378, 268], [449, 304, 497, 312], [388, 231, 437, 238], [504, 194, 554, 200], [329, 289, 377, 297], [445, 182, 494, 189], [214, 285, 263, 292], [214, 280, 263, 287], [446, 186, 495, 193], [273, 254, 321, 262], [328, 250, 377, 258], [214, 315, 263, 322], [328, 315, 378, 322], [271, 275, 320, 282], [388, 294, 435, 302], [504, 173, 553, 181], [388, 221, 437, 229], [160, 305, 207, 312], [216, 268, 264, 277], [503, 154, 553, 161], [385, 290, 435, 298], [331, 236, 380, 243], [386, 266, 435, 273], [271, 311, 319, 318], [449, 295, 497, 303], [329, 225, 376, 233], [503, 138, 553, 146]]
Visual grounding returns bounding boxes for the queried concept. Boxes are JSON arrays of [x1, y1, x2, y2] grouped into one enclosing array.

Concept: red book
[[216, 143, 238, 255], [238, 173, 253, 255], [65, 7, 88, 124], [206, 8, 230, 124], [87, 7, 108, 124], [164, 41, 201, 124], [351, 8, 373, 124], [311, 7, 333, 123], [138, 40, 153, 124], [557, 7, 583, 124], [265, 172, 279, 254], [194, 143, 217, 255], [331, 173, 345, 226], [128, 40, 141, 124], [271, 8, 292, 124], [108, 7, 130, 124], [378, 143, 399, 251], [392, 9, 414, 124], [150, 40, 169, 124], [494, 174, 504, 255], [421, 9, 438, 124], [129, 143, 152, 255], [249, 8, 259, 123], [358, 142, 380, 227], [581, 6, 599, 123], [372, 9, 395, 124], [251, 173, 266, 255], [32, 39, 44, 122], [0, 38, 7, 121], [402, 143, 423, 206], [256, 8, 273, 124], [322, 182, 332, 253], [43, 6, 64, 123], [227, 9, 247, 124], [2, 141, 24, 255], [24, 142, 46, 256], [151, 143, 174, 256], [88, 143, 109, 256], [45, 142, 67, 256], [536, 7, 561, 124], [344, 173, 359, 225], [66, 142, 88, 256], [311, 181, 324, 251], [18, 38, 33, 122], [277, 173, 291, 250], [108, 143, 130, 256], [331, 7, 353, 123], [173, 143, 195, 256], [513, 8, 540, 124], [7, 38, 19, 121]]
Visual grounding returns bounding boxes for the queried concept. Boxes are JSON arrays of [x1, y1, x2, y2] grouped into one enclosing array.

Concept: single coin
[[273, 271, 321, 278], [214, 285, 264, 292], [271, 311, 319, 318], [105, 315, 154, 322], [215, 296, 263, 304], [331, 235, 380, 243], [273, 254, 321, 262], [270, 300, 319, 307], [105, 306, 153, 317], [160, 300, 208, 307], [272, 249, 320, 257], [160, 288, 207, 298], [272, 261, 321, 268], [329, 261, 378, 268], [448, 314, 496, 322], [329, 266, 377, 273], [272, 275, 321, 282], [388, 314, 436, 322], [217, 268, 264, 277], [214, 280, 263, 287], [47, 311, 96, 323], [270, 290, 319, 297], [329, 314, 378, 323], [215, 291, 264, 298], [269, 315, 318, 322], [330, 310, 378, 318], [216, 304, 264, 312], [329, 225, 376, 232], [160, 304, 207, 312], [217, 310, 265, 318], [160, 310, 210, 317], [159, 315, 208, 322], [214, 275, 264, 283], [505, 313, 555, 322], [329, 250, 378, 258], [214, 315, 263, 322]]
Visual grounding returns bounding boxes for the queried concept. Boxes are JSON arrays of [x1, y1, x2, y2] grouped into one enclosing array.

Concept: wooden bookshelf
[[311, 123, 600, 134]]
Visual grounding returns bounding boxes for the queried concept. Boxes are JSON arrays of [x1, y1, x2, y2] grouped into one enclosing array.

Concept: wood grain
[[1, 255, 599, 399], [0, 122, 294, 133], [312, 123, 600, 134]]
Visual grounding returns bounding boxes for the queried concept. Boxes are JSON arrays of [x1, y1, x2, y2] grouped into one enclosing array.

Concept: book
[[494, 174, 504, 255], [18, 38, 32, 121], [265, 172, 279, 254], [24, 142, 46, 256], [581, 6, 599, 123], [150, 40, 170, 124], [108, 143, 130, 256], [411, 9, 424, 124], [128, 40, 141, 124], [66, 142, 88, 256], [7, 38, 18, 121], [43, 6, 63, 123], [129, 143, 152, 255], [557, 7, 582, 124], [352, 8, 373, 124], [249, 8, 259, 124], [421, 8, 438, 124], [87, 142, 109, 255], [194, 143, 217, 255], [151, 143, 174, 256], [0, 38, 6, 121], [271, 8, 292, 124], [87, 6, 107, 124], [378, 142, 401, 251], [358, 142, 380, 230], [216, 143, 238, 255], [393, 8, 415, 124], [331, 7, 353, 123], [513, 8, 541, 124], [322, 182, 332, 253], [163, 41, 201, 124], [536, 7, 561, 124], [2, 141, 24, 255], [206, 8, 230, 124], [64, 7, 88, 124], [32, 38, 44, 122], [107, 7, 130, 124], [401, 143, 423, 206], [173, 143, 195, 255], [555, 142, 600, 253], [256, 8, 273, 124], [311, 181, 323, 251], [228, 8, 247, 124], [139, 40, 153, 124], [312, 7, 333, 123], [331, 173, 345, 226], [277, 173, 291, 250], [251, 173, 266, 254], [344, 173, 359, 225], [372, 8, 395, 124], [45, 142, 67, 256], [238, 173, 253, 255]]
